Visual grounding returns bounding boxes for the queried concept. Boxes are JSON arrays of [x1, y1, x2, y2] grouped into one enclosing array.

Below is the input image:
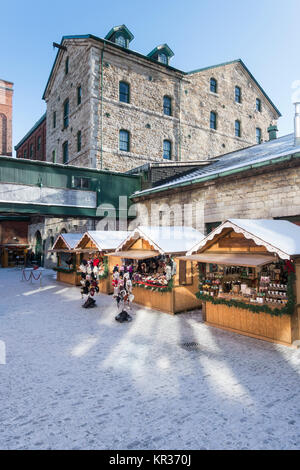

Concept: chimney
[[267, 124, 278, 141], [294, 102, 300, 146]]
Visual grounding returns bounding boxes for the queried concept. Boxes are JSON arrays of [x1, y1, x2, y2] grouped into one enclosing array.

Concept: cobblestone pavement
[[0, 268, 299, 450]]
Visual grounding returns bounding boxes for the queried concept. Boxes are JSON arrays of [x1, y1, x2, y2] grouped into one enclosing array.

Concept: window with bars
[[210, 78, 217, 93], [63, 99, 69, 129], [210, 111, 217, 130], [235, 120, 241, 137], [163, 96, 172, 116], [63, 141, 69, 163], [119, 81, 130, 103], [235, 86, 241, 103], [119, 130, 130, 151], [163, 139, 171, 160]]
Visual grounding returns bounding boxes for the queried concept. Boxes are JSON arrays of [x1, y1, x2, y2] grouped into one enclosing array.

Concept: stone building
[[0, 79, 13, 156], [130, 110, 300, 234], [40, 24, 280, 172], [15, 113, 46, 160]]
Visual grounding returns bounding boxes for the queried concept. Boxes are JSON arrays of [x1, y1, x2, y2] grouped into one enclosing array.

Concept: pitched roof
[[105, 24, 134, 41], [187, 59, 281, 117], [52, 233, 83, 250], [15, 113, 46, 150], [117, 226, 205, 254], [132, 133, 300, 199], [75, 231, 129, 251], [187, 219, 300, 260]]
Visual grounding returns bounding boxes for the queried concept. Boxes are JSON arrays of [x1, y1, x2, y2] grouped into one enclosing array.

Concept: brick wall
[[16, 116, 46, 161], [0, 80, 13, 156]]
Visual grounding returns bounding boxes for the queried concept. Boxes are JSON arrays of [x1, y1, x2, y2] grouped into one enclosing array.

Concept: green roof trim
[[105, 24, 134, 42], [147, 44, 174, 59], [15, 113, 46, 150], [187, 59, 281, 117]]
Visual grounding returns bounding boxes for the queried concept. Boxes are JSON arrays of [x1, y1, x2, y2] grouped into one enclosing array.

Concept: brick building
[[0, 79, 13, 156], [39, 25, 280, 171], [15, 113, 46, 161]]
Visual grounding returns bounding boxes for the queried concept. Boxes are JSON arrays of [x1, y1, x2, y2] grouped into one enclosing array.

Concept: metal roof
[[132, 133, 300, 198]]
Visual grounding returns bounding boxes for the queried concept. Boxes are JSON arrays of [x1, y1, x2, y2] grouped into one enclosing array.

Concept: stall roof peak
[[187, 219, 300, 260], [75, 230, 129, 251]]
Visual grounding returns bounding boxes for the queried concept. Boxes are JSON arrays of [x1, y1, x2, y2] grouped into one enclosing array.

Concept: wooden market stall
[[108, 226, 204, 314], [51, 233, 84, 285], [74, 231, 129, 293], [183, 219, 300, 347]]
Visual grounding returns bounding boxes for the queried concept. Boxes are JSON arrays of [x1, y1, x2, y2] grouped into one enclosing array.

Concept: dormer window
[[105, 25, 134, 49], [116, 35, 126, 47], [147, 44, 174, 66]]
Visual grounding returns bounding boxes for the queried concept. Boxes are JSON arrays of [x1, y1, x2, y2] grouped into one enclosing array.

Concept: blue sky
[[1, 0, 299, 153]]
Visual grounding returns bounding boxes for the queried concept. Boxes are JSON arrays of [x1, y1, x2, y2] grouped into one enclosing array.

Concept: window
[[158, 53, 167, 64], [53, 111, 56, 129], [77, 130, 81, 152], [65, 57, 69, 75], [52, 150, 56, 163], [235, 120, 241, 137], [210, 78, 217, 93], [119, 130, 130, 152], [256, 98, 261, 112], [30, 144, 34, 159], [63, 99, 69, 129], [116, 35, 126, 47], [119, 81, 130, 103], [163, 139, 171, 160], [235, 86, 241, 103], [72, 176, 90, 189], [210, 111, 217, 130], [37, 136, 41, 151], [163, 96, 172, 116], [256, 128, 262, 144], [62, 141, 69, 163], [24, 149, 27, 159], [77, 86, 82, 105]]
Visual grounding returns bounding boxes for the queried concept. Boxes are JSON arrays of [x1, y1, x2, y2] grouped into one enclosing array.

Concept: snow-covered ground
[[0, 268, 299, 450]]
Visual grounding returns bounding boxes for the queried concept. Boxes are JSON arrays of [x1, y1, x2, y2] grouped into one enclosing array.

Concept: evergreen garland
[[196, 266, 295, 317], [54, 267, 76, 274], [132, 278, 173, 293]]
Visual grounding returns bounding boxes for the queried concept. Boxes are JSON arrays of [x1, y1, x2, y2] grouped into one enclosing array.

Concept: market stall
[[51, 233, 83, 285], [74, 231, 129, 293], [183, 219, 300, 346], [1, 244, 29, 267], [108, 226, 204, 314]]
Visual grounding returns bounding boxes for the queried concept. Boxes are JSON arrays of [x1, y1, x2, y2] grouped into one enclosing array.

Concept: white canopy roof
[[75, 231, 129, 251], [187, 219, 300, 260], [52, 233, 83, 250], [116, 226, 205, 254]]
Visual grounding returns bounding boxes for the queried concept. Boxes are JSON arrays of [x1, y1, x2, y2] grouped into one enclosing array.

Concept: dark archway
[[35, 231, 42, 266]]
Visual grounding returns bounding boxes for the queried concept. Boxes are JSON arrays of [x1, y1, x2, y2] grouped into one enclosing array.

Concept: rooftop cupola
[[147, 44, 174, 65], [267, 124, 278, 141], [105, 24, 134, 49]]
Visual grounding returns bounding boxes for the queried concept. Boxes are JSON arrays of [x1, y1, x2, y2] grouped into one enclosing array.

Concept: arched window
[[210, 111, 217, 130], [235, 120, 241, 137], [119, 81, 130, 103], [116, 35, 126, 47], [163, 96, 172, 116], [63, 99, 69, 129], [256, 128, 262, 144], [235, 86, 241, 103], [210, 78, 217, 93], [119, 130, 130, 152], [256, 98, 261, 112], [163, 140, 171, 160], [62, 141, 69, 163]]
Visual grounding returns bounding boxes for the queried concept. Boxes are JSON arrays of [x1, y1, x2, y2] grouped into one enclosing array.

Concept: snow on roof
[[187, 219, 300, 260], [133, 134, 300, 198], [52, 233, 83, 250], [117, 226, 205, 254], [77, 231, 130, 251]]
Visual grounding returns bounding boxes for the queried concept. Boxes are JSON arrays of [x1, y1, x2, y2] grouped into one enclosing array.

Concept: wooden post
[[292, 261, 300, 343]]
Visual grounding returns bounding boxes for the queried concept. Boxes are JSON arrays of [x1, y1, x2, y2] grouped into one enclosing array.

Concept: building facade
[[41, 25, 280, 172], [0, 79, 13, 156], [15, 113, 46, 161]]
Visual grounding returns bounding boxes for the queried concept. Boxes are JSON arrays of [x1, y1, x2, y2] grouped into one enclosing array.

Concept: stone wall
[[44, 37, 279, 172], [132, 162, 300, 234]]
